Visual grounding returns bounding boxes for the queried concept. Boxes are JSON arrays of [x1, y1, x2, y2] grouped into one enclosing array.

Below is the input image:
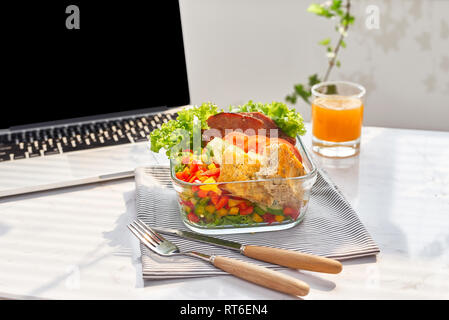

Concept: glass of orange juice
[[311, 81, 366, 158]]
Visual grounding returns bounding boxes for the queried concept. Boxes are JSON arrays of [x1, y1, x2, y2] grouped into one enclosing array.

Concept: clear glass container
[[170, 136, 317, 234]]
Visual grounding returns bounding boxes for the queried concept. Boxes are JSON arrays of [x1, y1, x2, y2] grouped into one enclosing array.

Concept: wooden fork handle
[[242, 245, 342, 274], [212, 255, 309, 297]]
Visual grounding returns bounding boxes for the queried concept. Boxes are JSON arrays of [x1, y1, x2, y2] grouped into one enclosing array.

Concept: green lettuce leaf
[[150, 102, 221, 158], [229, 101, 306, 138]]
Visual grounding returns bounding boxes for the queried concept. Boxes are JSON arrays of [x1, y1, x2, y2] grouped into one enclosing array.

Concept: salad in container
[[150, 101, 317, 234]]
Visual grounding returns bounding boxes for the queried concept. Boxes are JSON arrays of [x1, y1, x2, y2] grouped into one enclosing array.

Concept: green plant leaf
[[285, 94, 297, 104], [307, 4, 334, 18], [330, 0, 342, 10], [293, 84, 311, 104], [308, 74, 321, 87], [318, 38, 331, 46], [342, 14, 355, 26], [288, 0, 354, 106]]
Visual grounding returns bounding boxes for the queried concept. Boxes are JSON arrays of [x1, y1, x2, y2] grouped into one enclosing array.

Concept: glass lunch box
[[170, 136, 317, 234]]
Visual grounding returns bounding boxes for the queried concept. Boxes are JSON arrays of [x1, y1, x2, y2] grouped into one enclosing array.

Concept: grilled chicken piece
[[215, 138, 306, 209]]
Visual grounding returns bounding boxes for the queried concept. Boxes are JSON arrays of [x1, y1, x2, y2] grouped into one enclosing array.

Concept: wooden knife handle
[[212, 255, 309, 297], [242, 245, 342, 274]]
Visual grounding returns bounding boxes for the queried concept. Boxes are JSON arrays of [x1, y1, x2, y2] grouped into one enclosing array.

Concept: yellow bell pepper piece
[[199, 177, 216, 191], [217, 208, 228, 217], [228, 199, 244, 207], [208, 163, 217, 170], [199, 177, 221, 195], [203, 177, 216, 184], [275, 215, 285, 222], [205, 205, 215, 214], [195, 206, 205, 216], [252, 213, 263, 223], [229, 207, 239, 215]]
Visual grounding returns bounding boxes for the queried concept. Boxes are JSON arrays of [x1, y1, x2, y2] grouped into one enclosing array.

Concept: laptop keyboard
[[0, 112, 176, 162]]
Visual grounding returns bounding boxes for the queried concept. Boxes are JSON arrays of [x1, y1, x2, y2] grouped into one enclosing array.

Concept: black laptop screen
[[1, 1, 190, 129]]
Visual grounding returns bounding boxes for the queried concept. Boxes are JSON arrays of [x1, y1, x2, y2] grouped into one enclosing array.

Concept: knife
[[152, 226, 342, 274]]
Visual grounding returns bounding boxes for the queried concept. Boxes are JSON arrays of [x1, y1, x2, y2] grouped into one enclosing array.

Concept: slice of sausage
[[205, 112, 297, 147], [205, 113, 265, 142], [207, 112, 265, 133], [240, 112, 296, 145]]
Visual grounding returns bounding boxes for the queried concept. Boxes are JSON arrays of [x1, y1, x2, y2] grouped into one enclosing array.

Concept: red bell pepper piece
[[210, 192, 220, 205], [181, 200, 195, 210], [175, 172, 184, 180], [187, 212, 199, 223], [215, 196, 229, 210], [188, 174, 197, 183], [238, 202, 248, 210], [197, 189, 209, 198], [239, 206, 254, 215], [262, 213, 276, 224], [190, 163, 199, 174], [201, 168, 220, 177]]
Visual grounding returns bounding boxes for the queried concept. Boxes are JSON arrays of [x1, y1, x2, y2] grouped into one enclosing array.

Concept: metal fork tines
[[127, 219, 211, 261]]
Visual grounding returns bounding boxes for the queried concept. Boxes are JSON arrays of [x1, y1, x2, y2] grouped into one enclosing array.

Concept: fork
[[128, 219, 310, 297]]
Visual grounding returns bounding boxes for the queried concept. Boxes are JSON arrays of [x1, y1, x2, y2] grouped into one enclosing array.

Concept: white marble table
[[1, 124, 448, 300]]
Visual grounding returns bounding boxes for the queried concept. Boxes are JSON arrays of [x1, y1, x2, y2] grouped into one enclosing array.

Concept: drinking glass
[[311, 81, 365, 158]]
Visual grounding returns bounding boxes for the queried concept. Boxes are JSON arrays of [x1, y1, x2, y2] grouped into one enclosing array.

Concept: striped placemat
[[135, 166, 379, 279]]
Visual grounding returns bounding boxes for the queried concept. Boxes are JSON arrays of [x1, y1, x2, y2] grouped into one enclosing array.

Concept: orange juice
[[312, 97, 364, 143]]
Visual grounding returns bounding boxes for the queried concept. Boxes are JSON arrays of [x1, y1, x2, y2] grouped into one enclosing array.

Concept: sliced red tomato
[[224, 132, 249, 152], [247, 135, 268, 154], [283, 207, 300, 220]]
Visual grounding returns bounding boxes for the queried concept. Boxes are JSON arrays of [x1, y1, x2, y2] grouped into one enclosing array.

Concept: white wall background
[[179, 0, 449, 131]]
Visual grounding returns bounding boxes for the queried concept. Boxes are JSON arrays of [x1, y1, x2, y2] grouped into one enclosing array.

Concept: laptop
[[0, 1, 189, 198]]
